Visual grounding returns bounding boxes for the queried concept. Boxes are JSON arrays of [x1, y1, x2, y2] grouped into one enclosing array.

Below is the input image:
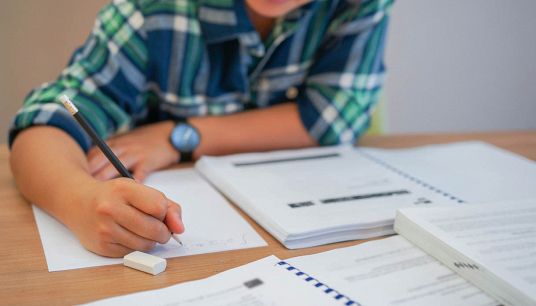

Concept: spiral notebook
[[85, 255, 357, 306], [195, 141, 536, 249]]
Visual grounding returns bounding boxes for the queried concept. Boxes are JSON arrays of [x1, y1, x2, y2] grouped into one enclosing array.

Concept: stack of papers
[[395, 198, 536, 305], [196, 142, 536, 249]]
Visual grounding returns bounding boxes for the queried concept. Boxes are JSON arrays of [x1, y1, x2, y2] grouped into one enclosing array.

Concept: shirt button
[[256, 49, 265, 57], [286, 86, 298, 100]]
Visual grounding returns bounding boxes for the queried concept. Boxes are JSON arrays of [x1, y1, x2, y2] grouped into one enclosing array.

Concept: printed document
[[196, 146, 451, 248], [287, 236, 497, 306], [364, 141, 536, 203], [85, 256, 343, 306]]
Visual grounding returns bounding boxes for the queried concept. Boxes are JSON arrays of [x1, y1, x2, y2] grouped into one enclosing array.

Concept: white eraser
[[123, 251, 167, 275]]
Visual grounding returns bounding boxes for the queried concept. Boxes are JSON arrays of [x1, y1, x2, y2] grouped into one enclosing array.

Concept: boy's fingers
[[88, 149, 108, 174], [112, 204, 171, 244], [132, 164, 149, 182], [93, 155, 138, 180], [121, 182, 168, 220], [165, 200, 185, 234], [110, 223, 157, 252], [94, 163, 121, 181], [94, 241, 132, 258], [88, 144, 125, 174]]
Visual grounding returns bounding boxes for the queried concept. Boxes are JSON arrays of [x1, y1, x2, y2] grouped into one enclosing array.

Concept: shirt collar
[[198, 0, 255, 44], [198, 0, 317, 45]]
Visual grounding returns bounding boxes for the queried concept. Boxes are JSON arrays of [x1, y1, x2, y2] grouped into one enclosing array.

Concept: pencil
[[59, 95, 133, 179], [59, 94, 182, 246]]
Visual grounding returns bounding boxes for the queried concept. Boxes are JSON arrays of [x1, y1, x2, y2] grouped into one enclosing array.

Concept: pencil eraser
[[58, 94, 78, 114], [123, 251, 166, 275]]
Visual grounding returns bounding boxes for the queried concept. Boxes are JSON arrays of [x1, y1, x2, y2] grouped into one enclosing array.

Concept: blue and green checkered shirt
[[9, 0, 393, 151]]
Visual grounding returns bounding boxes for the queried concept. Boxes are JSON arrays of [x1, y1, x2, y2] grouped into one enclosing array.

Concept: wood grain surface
[[1, 131, 535, 305]]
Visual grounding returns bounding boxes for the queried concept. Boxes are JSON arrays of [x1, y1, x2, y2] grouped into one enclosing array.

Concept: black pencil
[[59, 95, 133, 179], [59, 94, 183, 245]]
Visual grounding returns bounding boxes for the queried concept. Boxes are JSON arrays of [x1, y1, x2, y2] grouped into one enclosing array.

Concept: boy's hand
[[70, 178, 185, 257], [87, 121, 179, 182]]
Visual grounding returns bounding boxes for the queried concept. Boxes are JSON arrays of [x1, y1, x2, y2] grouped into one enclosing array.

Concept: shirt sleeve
[[297, 0, 393, 146], [8, 0, 148, 151]]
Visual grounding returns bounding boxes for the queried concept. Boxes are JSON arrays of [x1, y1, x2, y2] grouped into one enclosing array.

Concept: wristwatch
[[169, 120, 201, 162]]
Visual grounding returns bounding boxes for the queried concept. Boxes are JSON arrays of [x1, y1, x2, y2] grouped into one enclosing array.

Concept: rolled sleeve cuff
[[8, 103, 92, 152], [297, 87, 370, 146]]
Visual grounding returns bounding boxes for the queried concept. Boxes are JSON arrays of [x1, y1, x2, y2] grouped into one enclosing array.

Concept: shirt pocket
[[251, 63, 311, 108]]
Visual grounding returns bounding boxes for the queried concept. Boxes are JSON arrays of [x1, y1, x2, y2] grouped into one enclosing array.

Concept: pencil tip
[[171, 233, 183, 246]]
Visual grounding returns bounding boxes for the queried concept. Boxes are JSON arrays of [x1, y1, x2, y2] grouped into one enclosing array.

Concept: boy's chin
[[245, 0, 311, 18]]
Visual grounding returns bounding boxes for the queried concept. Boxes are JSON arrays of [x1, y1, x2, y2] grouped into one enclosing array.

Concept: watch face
[[171, 123, 200, 152]]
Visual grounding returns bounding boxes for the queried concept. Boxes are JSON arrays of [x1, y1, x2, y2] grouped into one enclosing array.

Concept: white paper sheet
[[85, 256, 345, 306], [287, 236, 498, 306], [33, 169, 266, 271], [363, 141, 536, 203]]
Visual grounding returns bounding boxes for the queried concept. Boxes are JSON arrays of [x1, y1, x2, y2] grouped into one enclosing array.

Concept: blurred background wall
[[384, 0, 536, 133], [0, 0, 108, 144], [1, 0, 535, 144]]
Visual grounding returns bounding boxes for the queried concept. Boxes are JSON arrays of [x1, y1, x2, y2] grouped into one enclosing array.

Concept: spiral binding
[[358, 150, 465, 204], [277, 261, 361, 306]]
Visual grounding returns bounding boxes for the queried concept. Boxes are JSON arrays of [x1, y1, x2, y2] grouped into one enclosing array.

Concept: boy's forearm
[[190, 103, 317, 158], [9, 126, 185, 257], [9, 126, 95, 226]]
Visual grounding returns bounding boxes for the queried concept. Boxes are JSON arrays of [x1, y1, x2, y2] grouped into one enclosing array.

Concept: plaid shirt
[[9, 0, 393, 151]]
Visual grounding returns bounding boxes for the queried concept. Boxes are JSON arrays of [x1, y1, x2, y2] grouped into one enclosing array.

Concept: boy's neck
[[245, 5, 276, 40]]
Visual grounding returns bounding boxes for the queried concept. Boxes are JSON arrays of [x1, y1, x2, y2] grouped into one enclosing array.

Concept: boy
[[9, 0, 392, 257]]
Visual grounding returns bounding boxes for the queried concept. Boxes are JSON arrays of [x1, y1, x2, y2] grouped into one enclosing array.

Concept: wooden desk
[[1, 131, 535, 305]]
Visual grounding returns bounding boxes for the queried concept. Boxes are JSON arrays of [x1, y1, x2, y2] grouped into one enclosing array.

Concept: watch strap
[[180, 151, 193, 162]]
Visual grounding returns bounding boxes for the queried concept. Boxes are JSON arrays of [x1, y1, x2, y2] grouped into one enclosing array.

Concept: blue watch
[[170, 121, 201, 162]]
